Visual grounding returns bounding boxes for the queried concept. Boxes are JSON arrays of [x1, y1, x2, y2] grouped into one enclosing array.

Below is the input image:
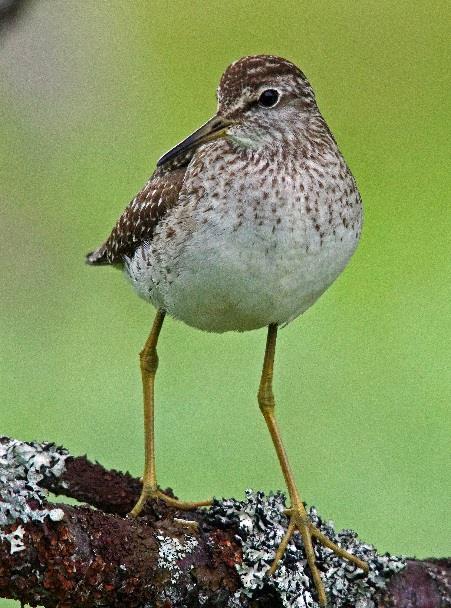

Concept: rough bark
[[0, 440, 449, 608]]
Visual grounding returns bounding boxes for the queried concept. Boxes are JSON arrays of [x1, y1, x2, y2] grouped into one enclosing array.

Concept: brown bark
[[0, 446, 449, 607], [0, 503, 241, 608]]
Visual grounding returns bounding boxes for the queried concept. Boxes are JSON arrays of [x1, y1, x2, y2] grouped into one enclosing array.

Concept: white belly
[[125, 187, 361, 333]]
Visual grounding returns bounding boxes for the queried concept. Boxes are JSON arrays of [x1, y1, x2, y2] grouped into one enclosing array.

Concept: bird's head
[[157, 55, 318, 167]]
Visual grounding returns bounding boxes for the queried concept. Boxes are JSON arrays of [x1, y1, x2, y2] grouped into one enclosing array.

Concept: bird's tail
[[85, 245, 109, 265]]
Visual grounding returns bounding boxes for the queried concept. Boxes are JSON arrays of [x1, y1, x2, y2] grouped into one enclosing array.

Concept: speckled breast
[[126, 142, 362, 333]]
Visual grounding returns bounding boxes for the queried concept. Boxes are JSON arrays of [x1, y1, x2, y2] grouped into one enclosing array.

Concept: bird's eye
[[258, 89, 280, 108]]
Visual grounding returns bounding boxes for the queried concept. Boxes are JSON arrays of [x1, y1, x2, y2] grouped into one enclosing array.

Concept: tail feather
[[85, 245, 109, 265]]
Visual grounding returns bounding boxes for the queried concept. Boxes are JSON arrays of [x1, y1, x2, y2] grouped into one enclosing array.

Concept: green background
[[0, 1, 449, 605]]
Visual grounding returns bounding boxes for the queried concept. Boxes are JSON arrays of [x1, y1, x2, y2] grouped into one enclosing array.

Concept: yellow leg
[[258, 324, 368, 607], [129, 309, 211, 516]]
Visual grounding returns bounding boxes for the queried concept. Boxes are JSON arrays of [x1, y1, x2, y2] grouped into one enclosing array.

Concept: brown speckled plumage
[[217, 55, 316, 116], [87, 54, 362, 333], [86, 153, 192, 265]]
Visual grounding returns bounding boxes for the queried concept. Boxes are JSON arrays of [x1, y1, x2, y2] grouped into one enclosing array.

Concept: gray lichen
[[155, 532, 200, 604], [210, 490, 405, 608], [157, 533, 199, 584], [0, 524, 25, 553], [0, 437, 67, 549]]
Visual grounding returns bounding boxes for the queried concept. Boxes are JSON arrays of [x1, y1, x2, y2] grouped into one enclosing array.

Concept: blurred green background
[[0, 1, 449, 605]]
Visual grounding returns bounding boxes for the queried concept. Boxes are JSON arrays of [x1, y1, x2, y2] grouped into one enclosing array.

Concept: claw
[[268, 504, 367, 607], [129, 486, 211, 517]]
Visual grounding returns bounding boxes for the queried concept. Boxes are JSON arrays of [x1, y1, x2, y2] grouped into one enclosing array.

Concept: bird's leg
[[258, 324, 368, 607], [129, 309, 211, 516]]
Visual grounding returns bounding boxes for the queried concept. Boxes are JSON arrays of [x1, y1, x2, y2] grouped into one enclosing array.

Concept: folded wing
[[86, 165, 186, 266]]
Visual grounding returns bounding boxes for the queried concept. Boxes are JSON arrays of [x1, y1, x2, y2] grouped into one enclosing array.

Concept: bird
[[87, 54, 367, 606]]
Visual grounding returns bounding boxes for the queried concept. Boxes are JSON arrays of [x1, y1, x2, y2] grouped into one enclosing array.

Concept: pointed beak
[[157, 115, 236, 167]]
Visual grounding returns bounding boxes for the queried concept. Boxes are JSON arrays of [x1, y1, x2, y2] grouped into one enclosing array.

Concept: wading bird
[[87, 55, 367, 606]]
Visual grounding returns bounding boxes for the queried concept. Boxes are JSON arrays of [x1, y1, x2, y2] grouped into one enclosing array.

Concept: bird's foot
[[129, 484, 211, 517], [268, 502, 368, 607]]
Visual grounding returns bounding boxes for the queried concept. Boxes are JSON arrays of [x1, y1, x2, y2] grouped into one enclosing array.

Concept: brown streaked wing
[[86, 166, 186, 266]]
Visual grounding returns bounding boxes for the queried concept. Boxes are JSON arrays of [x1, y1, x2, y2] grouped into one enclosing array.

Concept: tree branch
[[0, 437, 449, 607]]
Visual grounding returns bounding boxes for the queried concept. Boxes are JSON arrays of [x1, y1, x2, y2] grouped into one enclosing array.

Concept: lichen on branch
[[0, 436, 448, 608], [0, 438, 67, 528]]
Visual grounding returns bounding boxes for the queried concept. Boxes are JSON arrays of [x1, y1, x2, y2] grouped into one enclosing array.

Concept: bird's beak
[[157, 115, 236, 167]]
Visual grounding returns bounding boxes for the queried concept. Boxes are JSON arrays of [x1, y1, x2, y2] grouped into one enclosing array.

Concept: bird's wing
[[86, 164, 187, 266]]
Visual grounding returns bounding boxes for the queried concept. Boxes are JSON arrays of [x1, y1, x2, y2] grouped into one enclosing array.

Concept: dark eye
[[258, 89, 280, 108]]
